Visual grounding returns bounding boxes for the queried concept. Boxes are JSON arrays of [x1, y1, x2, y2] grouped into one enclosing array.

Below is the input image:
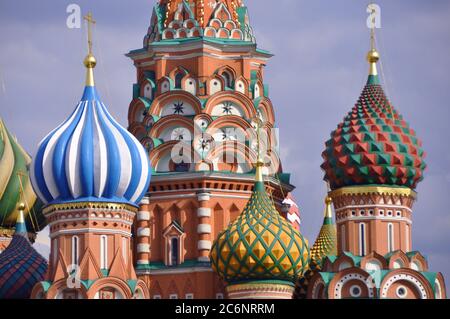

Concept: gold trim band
[[329, 186, 416, 199], [43, 201, 138, 214], [226, 282, 294, 293]]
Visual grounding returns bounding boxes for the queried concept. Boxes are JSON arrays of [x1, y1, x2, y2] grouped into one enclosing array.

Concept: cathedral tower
[[321, 32, 424, 257], [127, 0, 294, 298], [29, 14, 151, 299], [306, 25, 446, 299]]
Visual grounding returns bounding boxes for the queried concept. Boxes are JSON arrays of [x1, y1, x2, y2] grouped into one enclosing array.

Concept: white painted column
[[197, 192, 212, 263], [136, 196, 151, 265]]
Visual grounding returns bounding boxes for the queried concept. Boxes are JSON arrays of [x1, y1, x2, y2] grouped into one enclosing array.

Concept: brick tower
[[29, 14, 151, 299], [307, 25, 447, 299], [127, 0, 294, 299]]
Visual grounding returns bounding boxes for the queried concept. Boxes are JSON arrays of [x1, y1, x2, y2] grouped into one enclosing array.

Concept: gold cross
[[84, 12, 96, 55], [16, 170, 27, 201]]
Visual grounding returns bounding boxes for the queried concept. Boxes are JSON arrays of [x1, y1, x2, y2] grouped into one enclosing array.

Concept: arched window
[[101, 235, 108, 269], [222, 71, 234, 88], [144, 83, 153, 100], [341, 224, 346, 252], [175, 72, 184, 89], [161, 80, 170, 93], [209, 79, 222, 95], [71, 236, 79, 266], [254, 84, 261, 99], [235, 80, 245, 94], [359, 223, 366, 256], [170, 237, 179, 266], [185, 78, 196, 95], [388, 223, 394, 252]]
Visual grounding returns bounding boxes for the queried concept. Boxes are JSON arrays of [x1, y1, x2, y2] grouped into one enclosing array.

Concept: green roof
[[127, 279, 138, 292], [41, 281, 52, 292], [81, 279, 96, 290], [318, 272, 336, 285], [421, 272, 438, 293], [100, 269, 109, 276]]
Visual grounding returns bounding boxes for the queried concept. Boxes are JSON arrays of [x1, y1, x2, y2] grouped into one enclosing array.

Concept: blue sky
[[1, 0, 449, 294]]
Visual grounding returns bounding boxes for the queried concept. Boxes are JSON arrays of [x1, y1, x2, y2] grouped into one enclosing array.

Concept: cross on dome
[[30, 13, 151, 207]]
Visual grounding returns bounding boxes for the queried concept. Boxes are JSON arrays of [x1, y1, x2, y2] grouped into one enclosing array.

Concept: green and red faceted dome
[[321, 50, 426, 191]]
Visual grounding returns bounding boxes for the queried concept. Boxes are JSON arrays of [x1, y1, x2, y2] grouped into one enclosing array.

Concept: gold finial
[[83, 12, 97, 86], [18, 202, 26, 212], [367, 8, 380, 76], [324, 196, 333, 218], [17, 202, 26, 223]]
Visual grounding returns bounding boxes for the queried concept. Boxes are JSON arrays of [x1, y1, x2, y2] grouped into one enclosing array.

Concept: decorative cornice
[[44, 202, 138, 214], [226, 281, 294, 293], [329, 186, 417, 199], [49, 228, 132, 239], [336, 215, 412, 225], [136, 266, 213, 276]]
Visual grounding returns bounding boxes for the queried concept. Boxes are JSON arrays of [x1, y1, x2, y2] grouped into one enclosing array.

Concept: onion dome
[[321, 43, 426, 191], [30, 43, 151, 207], [309, 196, 337, 269], [210, 160, 309, 284], [0, 204, 47, 299], [0, 118, 45, 231]]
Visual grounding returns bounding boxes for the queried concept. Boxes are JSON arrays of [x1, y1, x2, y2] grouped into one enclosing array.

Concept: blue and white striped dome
[[31, 80, 151, 207]]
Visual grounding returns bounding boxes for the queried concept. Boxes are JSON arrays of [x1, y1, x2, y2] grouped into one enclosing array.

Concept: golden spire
[[324, 196, 333, 219], [15, 202, 28, 234], [367, 10, 380, 76], [83, 12, 97, 87]]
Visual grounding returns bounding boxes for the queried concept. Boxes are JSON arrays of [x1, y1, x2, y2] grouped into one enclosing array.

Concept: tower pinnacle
[[367, 27, 380, 77], [324, 196, 333, 221], [83, 12, 96, 87], [15, 203, 27, 235]]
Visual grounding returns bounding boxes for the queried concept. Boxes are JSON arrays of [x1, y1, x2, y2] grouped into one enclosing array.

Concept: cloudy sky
[[1, 0, 449, 294]]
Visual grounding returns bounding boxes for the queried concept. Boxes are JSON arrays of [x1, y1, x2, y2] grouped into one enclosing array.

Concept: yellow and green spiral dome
[[309, 196, 337, 269], [0, 118, 45, 232], [210, 163, 310, 284]]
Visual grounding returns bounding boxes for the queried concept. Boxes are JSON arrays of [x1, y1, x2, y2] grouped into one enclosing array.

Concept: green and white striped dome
[[0, 118, 44, 232]]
